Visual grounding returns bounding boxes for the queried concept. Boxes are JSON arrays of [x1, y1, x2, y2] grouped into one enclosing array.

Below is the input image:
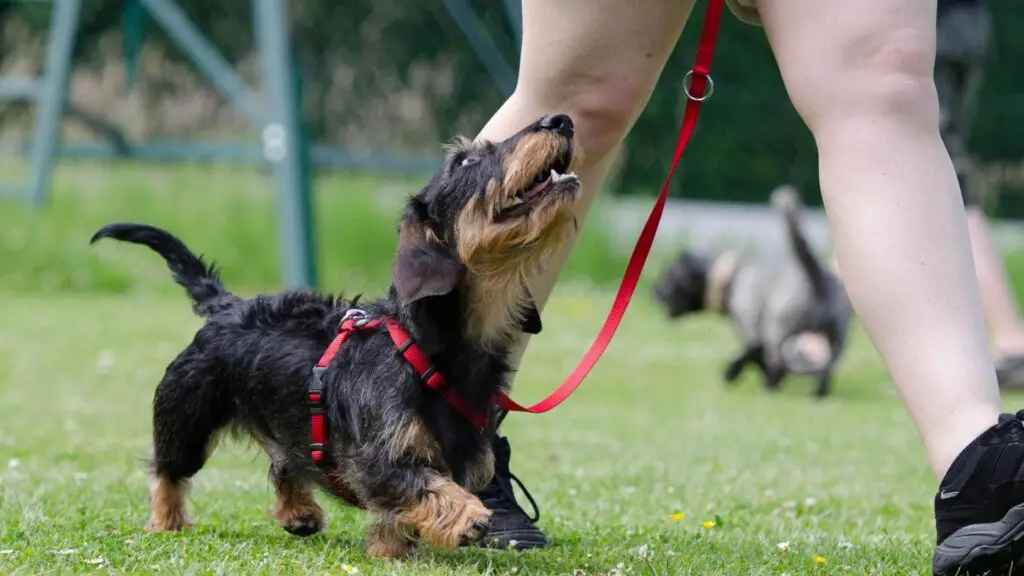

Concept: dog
[[89, 113, 581, 558], [653, 185, 852, 397]]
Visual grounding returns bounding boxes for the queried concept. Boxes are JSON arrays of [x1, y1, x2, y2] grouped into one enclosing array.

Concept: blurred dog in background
[[653, 185, 852, 397]]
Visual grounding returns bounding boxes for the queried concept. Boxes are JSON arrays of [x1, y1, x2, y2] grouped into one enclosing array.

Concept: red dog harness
[[308, 309, 493, 506]]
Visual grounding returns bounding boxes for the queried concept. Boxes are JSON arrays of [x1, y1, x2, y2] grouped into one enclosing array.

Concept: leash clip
[[682, 69, 715, 103]]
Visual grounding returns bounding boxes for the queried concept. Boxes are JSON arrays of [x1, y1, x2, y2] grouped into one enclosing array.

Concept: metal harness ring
[[682, 70, 715, 103]]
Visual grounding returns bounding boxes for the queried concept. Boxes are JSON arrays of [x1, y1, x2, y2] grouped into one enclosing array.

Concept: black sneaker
[[933, 411, 1024, 575], [472, 435, 548, 551]]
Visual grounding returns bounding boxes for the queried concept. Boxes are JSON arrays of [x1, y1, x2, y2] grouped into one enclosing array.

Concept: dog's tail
[[90, 222, 241, 317], [770, 185, 829, 299]]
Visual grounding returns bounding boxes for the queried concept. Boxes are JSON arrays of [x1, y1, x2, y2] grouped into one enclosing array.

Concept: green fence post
[[26, 0, 81, 206], [253, 0, 317, 289], [122, 0, 146, 91]]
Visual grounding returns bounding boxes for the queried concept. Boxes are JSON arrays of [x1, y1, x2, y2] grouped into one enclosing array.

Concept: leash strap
[[495, 0, 725, 415]]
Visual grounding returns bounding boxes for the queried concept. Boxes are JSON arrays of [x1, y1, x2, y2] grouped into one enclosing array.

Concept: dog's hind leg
[[268, 455, 324, 537], [814, 361, 837, 398], [147, 353, 232, 532], [815, 325, 848, 398], [764, 361, 788, 390], [762, 324, 792, 391]]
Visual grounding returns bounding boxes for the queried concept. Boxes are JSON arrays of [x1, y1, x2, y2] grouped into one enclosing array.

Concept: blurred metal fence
[[0, 0, 523, 288], [2, 0, 1024, 287]]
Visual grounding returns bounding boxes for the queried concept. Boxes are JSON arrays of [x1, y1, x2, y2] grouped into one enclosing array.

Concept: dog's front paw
[[454, 498, 493, 545], [404, 488, 493, 549], [145, 514, 193, 533]]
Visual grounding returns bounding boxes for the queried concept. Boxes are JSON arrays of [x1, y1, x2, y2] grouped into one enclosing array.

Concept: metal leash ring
[[682, 70, 715, 103]]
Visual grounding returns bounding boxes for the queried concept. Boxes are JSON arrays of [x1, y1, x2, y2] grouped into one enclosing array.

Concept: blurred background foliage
[[2, 0, 1024, 214]]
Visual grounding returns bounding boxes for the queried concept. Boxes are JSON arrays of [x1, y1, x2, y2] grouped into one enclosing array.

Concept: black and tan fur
[[90, 114, 582, 558]]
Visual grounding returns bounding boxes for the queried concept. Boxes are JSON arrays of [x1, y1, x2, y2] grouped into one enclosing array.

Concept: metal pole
[[141, 0, 266, 125], [26, 0, 81, 206], [254, 0, 317, 289], [439, 0, 516, 96]]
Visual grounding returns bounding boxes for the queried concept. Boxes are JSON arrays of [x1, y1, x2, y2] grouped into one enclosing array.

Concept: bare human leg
[[760, 0, 999, 480], [468, 0, 697, 550]]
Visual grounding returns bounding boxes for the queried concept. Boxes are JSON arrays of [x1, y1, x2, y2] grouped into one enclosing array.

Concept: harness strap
[[495, 0, 725, 415], [308, 315, 382, 507], [384, 319, 490, 430], [309, 312, 492, 506]]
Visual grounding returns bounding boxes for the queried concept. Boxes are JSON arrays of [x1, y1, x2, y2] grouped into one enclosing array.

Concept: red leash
[[495, 0, 725, 415]]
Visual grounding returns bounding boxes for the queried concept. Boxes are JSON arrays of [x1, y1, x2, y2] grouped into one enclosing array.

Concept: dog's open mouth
[[499, 154, 578, 220]]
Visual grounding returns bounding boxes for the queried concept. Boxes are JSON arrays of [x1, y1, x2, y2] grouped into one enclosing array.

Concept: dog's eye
[[459, 156, 479, 168]]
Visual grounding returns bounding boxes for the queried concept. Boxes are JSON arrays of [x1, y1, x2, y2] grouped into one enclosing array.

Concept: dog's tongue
[[525, 172, 554, 200]]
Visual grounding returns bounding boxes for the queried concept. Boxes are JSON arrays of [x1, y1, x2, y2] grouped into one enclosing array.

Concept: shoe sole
[[933, 502, 1024, 575]]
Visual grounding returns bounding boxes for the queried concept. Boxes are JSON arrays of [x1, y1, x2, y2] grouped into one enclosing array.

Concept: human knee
[[514, 68, 650, 161], [789, 27, 939, 131]]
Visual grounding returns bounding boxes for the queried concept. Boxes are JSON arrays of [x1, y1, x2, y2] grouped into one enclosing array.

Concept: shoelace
[[481, 468, 541, 524], [483, 420, 541, 524]]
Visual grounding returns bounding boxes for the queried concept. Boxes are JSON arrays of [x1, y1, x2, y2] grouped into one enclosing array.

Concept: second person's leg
[[760, 0, 1000, 479], [762, 1, 1024, 573]]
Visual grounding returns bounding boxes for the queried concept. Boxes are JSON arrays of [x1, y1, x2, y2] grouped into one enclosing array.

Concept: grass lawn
[[4, 162, 1024, 574], [5, 286, 1021, 575]]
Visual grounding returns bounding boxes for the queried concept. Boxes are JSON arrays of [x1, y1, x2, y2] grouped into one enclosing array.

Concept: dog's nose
[[539, 113, 574, 137]]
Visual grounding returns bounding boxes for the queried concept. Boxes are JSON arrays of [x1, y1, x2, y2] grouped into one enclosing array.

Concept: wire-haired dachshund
[[90, 113, 582, 558]]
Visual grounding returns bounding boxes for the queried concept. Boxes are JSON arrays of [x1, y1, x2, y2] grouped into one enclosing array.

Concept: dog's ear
[[393, 216, 465, 305], [518, 291, 542, 334]]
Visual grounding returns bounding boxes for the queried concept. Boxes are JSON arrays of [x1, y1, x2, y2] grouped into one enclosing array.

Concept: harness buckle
[[308, 366, 327, 413], [341, 308, 371, 328]]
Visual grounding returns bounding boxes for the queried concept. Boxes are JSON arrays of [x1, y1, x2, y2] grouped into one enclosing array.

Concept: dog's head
[[391, 113, 582, 346], [653, 250, 713, 318]]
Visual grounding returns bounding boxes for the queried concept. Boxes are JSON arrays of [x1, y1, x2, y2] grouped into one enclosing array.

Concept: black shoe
[[473, 435, 548, 551], [933, 411, 1024, 575]]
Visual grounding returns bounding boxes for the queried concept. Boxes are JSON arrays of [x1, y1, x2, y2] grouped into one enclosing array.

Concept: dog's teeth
[[550, 170, 577, 183]]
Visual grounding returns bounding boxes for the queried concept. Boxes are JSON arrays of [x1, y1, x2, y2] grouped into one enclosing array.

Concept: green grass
[[4, 162, 1024, 574], [0, 161, 627, 297], [8, 287, 1024, 575]]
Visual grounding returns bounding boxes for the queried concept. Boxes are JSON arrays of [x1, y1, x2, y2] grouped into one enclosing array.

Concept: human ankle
[[927, 407, 1002, 481]]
